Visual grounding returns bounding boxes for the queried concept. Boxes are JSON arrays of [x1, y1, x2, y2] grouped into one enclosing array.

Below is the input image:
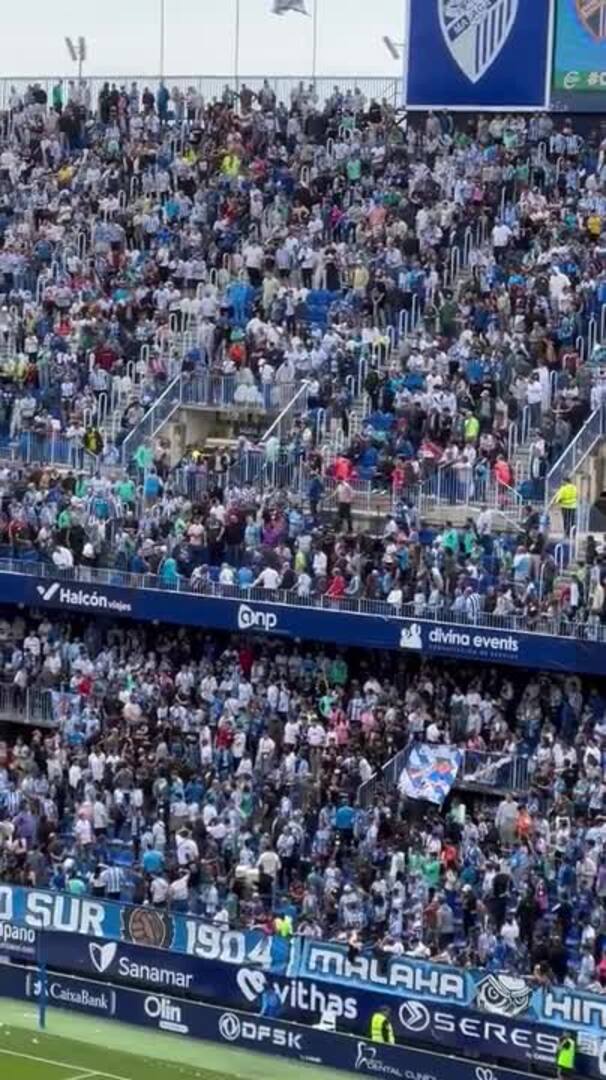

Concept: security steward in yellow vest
[[370, 1007, 395, 1045], [556, 1032, 576, 1078]]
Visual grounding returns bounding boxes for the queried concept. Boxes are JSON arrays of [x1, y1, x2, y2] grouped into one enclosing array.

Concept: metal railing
[[358, 745, 531, 806], [7, 433, 100, 472], [172, 454, 306, 499], [181, 375, 298, 413], [358, 744, 411, 808], [545, 405, 606, 507], [0, 75, 402, 113], [261, 381, 310, 443], [322, 475, 394, 515], [458, 750, 530, 793], [0, 684, 54, 727], [120, 374, 182, 466], [416, 464, 524, 516], [3, 559, 605, 643]]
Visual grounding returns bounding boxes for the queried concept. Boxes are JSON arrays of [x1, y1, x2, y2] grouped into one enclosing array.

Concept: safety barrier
[[0, 683, 54, 726], [261, 380, 310, 443], [0, 75, 401, 113], [181, 375, 298, 413], [10, 433, 97, 471], [358, 744, 411, 808], [459, 750, 530, 793], [6, 557, 606, 646], [416, 463, 525, 516], [120, 374, 182, 466]]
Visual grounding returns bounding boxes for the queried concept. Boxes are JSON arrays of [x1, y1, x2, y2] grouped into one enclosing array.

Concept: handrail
[[120, 374, 182, 466], [0, 76, 401, 113], [545, 405, 606, 506], [3, 559, 606, 644], [261, 380, 310, 443]]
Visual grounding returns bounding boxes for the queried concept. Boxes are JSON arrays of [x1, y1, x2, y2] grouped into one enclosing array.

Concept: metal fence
[[181, 375, 298, 413], [0, 75, 402, 113], [458, 751, 530, 793], [358, 745, 411, 809], [173, 453, 306, 499], [545, 404, 606, 507], [5, 434, 99, 472], [358, 745, 530, 807], [121, 374, 182, 466], [0, 684, 55, 727], [261, 381, 311, 444], [415, 464, 525, 517]]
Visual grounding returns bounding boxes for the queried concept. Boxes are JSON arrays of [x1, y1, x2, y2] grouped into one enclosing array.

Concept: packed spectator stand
[[0, 81, 605, 634], [2, 75, 606, 1011], [1, 612, 606, 994]]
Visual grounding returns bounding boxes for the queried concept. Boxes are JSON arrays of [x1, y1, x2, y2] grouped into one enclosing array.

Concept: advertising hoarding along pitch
[[406, 0, 552, 110], [0, 964, 567, 1080]]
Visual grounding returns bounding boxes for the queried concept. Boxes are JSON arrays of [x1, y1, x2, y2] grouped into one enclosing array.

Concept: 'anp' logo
[[439, 0, 519, 84]]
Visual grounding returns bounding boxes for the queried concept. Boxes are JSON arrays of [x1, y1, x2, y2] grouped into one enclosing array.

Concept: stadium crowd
[[2, 78, 606, 1001], [0, 457, 603, 627], [0, 615, 605, 990], [0, 85, 604, 626]]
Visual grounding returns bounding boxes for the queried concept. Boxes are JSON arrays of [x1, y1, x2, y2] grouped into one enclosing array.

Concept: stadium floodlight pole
[[382, 35, 404, 61], [311, 0, 318, 85], [65, 36, 87, 84], [160, 0, 166, 79], [234, 0, 241, 95]]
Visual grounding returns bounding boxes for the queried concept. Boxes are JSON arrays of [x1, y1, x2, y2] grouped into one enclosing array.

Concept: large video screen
[[552, 0, 606, 109], [406, 0, 551, 110]]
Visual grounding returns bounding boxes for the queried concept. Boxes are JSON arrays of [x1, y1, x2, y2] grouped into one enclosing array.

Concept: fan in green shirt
[[115, 477, 136, 504], [57, 507, 72, 530], [422, 856, 441, 888], [329, 657, 348, 686], [134, 443, 153, 471]]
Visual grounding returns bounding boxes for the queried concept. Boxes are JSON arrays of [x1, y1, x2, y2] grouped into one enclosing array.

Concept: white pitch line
[[0, 1047, 132, 1080]]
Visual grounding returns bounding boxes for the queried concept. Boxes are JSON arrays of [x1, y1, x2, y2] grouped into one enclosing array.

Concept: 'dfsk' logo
[[439, 0, 519, 84]]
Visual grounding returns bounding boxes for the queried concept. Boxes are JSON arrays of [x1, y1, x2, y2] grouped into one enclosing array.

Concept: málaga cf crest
[[439, 0, 519, 84], [576, 0, 606, 41]]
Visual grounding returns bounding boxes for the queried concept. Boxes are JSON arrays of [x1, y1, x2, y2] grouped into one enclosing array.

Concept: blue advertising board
[[406, 0, 552, 110], [32, 932, 565, 1076], [298, 939, 606, 1063], [0, 963, 556, 1080], [0, 885, 289, 971], [4, 884, 606, 1073], [552, 0, 606, 110], [1, 569, 604, 676]]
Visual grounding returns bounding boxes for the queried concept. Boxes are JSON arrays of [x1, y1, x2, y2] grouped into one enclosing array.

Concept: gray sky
[[1, 0, 405, 80]]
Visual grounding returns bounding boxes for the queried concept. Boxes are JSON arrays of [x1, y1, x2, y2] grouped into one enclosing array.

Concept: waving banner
[[399, 744, 463, 805]]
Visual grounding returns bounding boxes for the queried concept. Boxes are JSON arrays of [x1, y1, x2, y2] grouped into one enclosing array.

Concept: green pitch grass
[[0, 1000, 356, 1080]]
